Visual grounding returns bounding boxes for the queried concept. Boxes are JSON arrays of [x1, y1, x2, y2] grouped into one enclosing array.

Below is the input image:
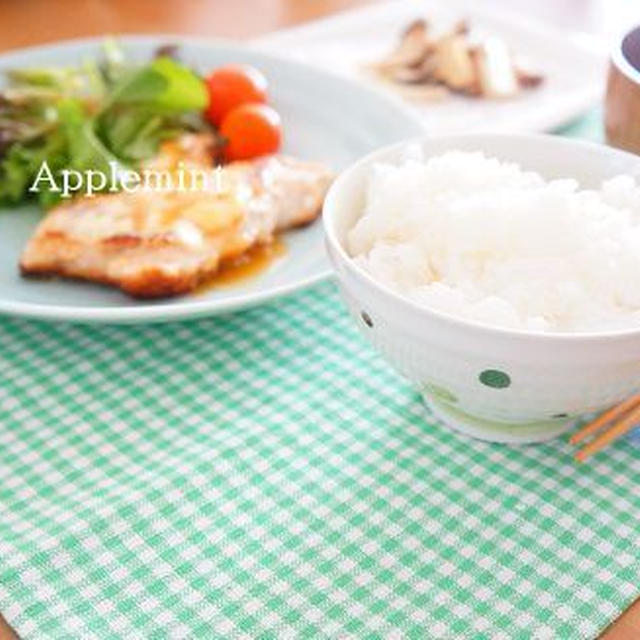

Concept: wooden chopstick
[[0, 611, 19, 640], [569, 393, 640, 445], [574, 401, 640, 462]]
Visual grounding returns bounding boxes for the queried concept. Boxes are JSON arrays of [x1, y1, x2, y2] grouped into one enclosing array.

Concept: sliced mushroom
[[513, 57, 545, 88], [390, 56, 437, 84], [433, 34, 477, 93], [452, 19, 470, 37], [367, 15, 544, 100], [472, 37, 519, 98], [377, 19, 431, 70]]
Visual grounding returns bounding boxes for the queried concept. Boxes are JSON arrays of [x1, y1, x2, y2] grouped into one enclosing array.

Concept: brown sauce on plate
[[195, 237, 286, 294]]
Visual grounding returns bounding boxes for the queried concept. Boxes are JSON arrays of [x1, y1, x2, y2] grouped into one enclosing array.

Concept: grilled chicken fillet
[[20, 134, 332, 297]]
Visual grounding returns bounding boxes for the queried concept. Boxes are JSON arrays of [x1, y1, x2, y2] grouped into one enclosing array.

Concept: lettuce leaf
[[0, 130, 67, 207], [0, 45, 211, 209], [57, 98, 123, 173], [105, 56, 207, 113]]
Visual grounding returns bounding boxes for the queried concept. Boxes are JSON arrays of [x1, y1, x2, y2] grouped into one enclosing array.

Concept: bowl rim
[[612, 24, 640, 85], [323, 131, 640, 342]]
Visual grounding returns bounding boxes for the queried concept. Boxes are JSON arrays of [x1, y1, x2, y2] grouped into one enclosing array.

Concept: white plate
[[0, 36, 422, 324], [253, 0, 607, 134]]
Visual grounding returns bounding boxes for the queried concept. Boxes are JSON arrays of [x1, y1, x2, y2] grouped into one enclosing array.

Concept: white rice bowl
[[347, 148, 640, 333]]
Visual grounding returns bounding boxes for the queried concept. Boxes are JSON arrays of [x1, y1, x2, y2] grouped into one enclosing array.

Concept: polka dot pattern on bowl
[[479, 369, 511, 389]]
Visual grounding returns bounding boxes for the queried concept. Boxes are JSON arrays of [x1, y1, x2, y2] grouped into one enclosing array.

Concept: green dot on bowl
[[479, 369, 511, 389]]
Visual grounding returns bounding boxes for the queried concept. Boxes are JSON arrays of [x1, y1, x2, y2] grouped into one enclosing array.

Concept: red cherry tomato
[[220, 103, 282, 161], [205, 65, 268, 126]]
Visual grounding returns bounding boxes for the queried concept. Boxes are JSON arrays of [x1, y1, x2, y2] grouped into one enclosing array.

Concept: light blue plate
[[0, 36, 423, 323]]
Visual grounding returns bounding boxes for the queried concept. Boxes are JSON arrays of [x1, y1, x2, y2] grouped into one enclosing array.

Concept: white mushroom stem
[[473, 37, 519, 98]]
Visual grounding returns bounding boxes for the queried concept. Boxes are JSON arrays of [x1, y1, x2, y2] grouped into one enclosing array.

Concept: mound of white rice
[[347, 149, 640, 332]]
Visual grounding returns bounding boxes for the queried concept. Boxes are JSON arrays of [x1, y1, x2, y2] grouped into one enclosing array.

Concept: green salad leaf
[[58, 98, 123, 173], [0, 41, 212, 209], [105, 56, 207, 112], [0, 130, 67, 207]]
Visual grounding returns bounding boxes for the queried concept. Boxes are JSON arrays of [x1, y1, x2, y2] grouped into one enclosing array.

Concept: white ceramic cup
[[323, 133, 640, 444]]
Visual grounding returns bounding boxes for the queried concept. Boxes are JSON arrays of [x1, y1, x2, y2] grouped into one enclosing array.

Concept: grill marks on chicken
[[19, 134, 332, 298]]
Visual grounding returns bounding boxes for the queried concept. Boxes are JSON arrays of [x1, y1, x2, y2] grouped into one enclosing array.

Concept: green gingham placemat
[[1, 114, 640, 640]]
